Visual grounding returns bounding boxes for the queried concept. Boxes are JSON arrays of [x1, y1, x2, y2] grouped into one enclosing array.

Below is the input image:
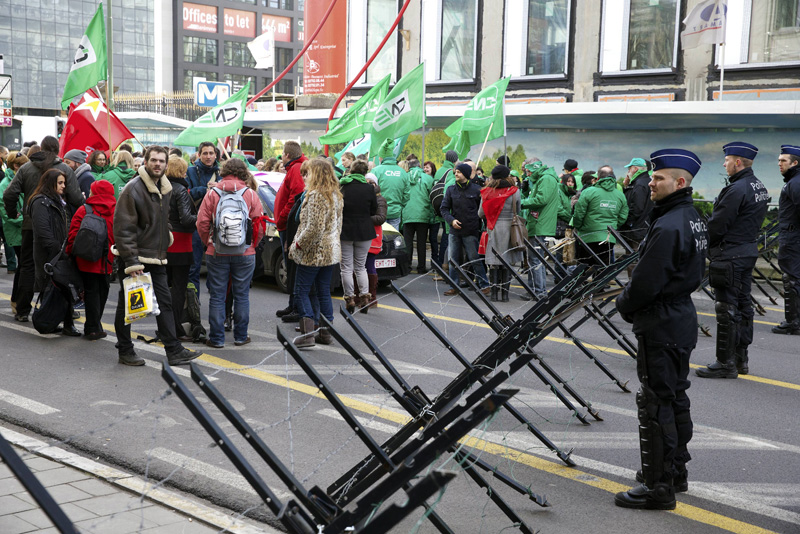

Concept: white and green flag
[[368, 63, 426, 155], [320, 74, 391, 146], [174, 83, 250, 146], [61, 3, 108, 110], [443, 77, 510, 159], [334, 133, 407, 162]]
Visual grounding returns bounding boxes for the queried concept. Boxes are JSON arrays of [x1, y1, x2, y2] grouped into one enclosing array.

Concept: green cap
[[510, 170, 520, 178], [523, 161, 543, 172], [625, 157, 646, 168]]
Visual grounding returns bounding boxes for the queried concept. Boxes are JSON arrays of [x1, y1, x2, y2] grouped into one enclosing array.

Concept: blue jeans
[[205, 254, 255, 344], [448, 233, 488, 288], [294, 264, 334, 323], [190, 231, 204, 296], [386, 217, 401, 231], [528, 251, 547, 297]]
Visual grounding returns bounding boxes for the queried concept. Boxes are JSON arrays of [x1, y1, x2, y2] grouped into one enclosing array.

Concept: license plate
[[374, 258, 396, 269]]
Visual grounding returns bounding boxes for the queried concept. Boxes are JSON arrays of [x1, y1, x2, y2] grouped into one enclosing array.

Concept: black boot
[[735, 346, 749, 375], [636, 468, 688, 493], [489, 268, 499, 302], [500, 268, 510, 302], [697, 301, 738, 379], [772, 276, 800, 335], [614, 482, 676, 510]]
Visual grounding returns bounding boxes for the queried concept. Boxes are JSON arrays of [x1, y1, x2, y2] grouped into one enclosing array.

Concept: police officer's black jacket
[[779, 166, 800, 244], [707, 167, 768, 261], [622, 169, 653, 242], [778, 166, 800, 278], [616, 187, 707, 348]]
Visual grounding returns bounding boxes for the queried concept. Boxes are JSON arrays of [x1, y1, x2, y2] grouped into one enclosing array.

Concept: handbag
[[44, 239, 83, 304], [509, 196, 527, 249], [32, 281, 69, 334], [478, 231, 488, 255]]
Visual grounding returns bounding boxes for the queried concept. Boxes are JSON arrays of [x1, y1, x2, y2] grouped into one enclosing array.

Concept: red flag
[[58, 89, 135, 157]]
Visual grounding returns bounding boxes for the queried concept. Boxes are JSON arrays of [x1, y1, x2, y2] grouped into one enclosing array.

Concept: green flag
[[61, 3, 108, 110], [174, 83, 250, 147], [443, 77, 510, 159], [368, 62, 426, 155], [320, 74, 391, 145]]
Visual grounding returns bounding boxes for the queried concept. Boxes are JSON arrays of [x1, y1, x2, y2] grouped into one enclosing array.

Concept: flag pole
[[217, 138, 231, 159], [105, 0, 113, 154], [421, 121, 425, 165], [476, 121, 494, 166]]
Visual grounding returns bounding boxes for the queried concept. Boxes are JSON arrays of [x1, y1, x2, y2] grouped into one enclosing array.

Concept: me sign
[[194, 80, 232, 107]]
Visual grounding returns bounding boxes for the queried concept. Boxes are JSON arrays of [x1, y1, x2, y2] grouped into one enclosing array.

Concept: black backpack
[[72, 205, 108, 262], [429, 169, 452, 218]]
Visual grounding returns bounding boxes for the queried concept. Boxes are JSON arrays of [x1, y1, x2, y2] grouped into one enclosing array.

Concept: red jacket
[[66, 192, 116, 274], [273, 155, 307, 232], [197, 176, 264, 256]]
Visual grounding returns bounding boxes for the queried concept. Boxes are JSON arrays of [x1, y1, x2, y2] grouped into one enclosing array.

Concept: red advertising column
[[303, 0, 347, 95]]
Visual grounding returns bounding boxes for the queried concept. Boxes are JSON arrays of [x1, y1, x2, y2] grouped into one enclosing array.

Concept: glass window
[[366, 0, 397, 83], [183, 36, 218, 65], [600, 0, 680, 73], [275, 47, 294, 71], [504, 0, 569, 78], [277, 78, 294, 94], [226, 74, 256, 95], [439, 0, 476, 80], [721, 0, 800, 67], [224, 40, 255, 68], [183, 70, 218, 91]]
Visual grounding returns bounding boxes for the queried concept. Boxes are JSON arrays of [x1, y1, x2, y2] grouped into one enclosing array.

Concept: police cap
[[650, 149, 701, 177], [723, 142, 758, 160], [781, 145, 800, 157]]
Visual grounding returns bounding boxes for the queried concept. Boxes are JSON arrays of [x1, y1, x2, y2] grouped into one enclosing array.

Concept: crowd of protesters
[[0, 134, 652, 359]]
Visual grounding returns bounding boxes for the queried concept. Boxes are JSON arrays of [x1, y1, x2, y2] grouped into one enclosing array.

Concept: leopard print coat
[[289, 190, 343, 267]]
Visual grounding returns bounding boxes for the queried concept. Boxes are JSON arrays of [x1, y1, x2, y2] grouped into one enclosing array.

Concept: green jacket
[[402, 167, 435, 224], [0, 170, 23, 247], [520, 165, 560, 237], [572, 176, 629, 243], [373, 157, 409, 221], [100, 164, 137, 199]]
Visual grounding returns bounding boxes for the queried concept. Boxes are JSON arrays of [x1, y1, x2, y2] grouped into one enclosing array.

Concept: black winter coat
[[616, 188, 707, 348], [778, 166, 800, 278], [441, 180, 482, 237], [340, 180, 377, 241], [168, 177, 198, 233], [707, 167, 768, 261], [622, 170, 653, 243], [29, 193, 68, 287], [3, 152, 83, 231]]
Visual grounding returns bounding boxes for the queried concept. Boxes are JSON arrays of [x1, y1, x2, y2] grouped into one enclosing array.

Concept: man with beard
[[772, 145, 800, 336], [112, 145, 198, 367], [3, 136, 84, 322]]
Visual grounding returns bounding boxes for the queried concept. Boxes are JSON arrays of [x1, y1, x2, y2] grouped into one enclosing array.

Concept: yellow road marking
[[0, 293, 784, 533]]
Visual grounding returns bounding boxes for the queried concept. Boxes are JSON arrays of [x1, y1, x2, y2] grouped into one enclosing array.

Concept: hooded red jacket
[[273, 155, 307, 232], [66, 190, 116, 274]]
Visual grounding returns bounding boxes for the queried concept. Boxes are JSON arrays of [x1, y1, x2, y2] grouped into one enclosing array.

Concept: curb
[[0, 425, 279, 534]]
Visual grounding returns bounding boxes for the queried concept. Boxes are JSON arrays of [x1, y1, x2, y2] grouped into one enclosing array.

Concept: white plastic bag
[[123, 272, 160, 324]]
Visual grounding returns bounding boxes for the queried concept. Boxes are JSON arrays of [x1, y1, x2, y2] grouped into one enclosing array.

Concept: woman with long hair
[[87, 150, 108, 179], [338, 159, 377, 312], [288, 159, 343, 348], [165, 155, 198, 341], [101, 151, 136, 199], [29, 169, 80, 335], [478, 165, 522, 302]]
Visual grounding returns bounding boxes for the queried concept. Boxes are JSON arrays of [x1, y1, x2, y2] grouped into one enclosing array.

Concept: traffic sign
[[193, 79, 232, 107], [0, 98, 11, 127]]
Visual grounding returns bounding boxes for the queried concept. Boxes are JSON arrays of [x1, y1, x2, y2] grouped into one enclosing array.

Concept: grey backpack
[[212, 187, 252, 254]]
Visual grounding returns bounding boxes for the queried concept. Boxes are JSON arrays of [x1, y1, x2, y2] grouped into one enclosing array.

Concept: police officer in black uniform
[[772, 145, 800, 335], [697, 143, 768, 378], [614, 149, 707, 510]]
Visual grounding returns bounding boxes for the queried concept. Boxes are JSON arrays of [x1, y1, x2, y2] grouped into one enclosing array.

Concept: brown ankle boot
[[344, 296, 356, 313], [295, 317, 315, 348], [367, 273, 378, 308], [358, 293, 371, 314], [314, 327, 333, 345]]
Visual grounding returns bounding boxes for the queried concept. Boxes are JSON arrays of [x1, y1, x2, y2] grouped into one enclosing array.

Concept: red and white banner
[[183, 2, 217, 33], [262, 14, 292, 43], [224, 8, 256, 38]]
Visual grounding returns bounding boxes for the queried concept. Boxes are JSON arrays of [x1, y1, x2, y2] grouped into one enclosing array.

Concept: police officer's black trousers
[[636, 338, 693, 484], [712, 257, 757, 355]]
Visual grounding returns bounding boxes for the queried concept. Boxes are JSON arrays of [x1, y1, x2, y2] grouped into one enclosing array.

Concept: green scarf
[[339, 173, 367, 186]]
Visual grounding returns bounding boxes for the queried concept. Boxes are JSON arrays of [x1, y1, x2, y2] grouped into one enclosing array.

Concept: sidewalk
[[0, 426, 276, 534]]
